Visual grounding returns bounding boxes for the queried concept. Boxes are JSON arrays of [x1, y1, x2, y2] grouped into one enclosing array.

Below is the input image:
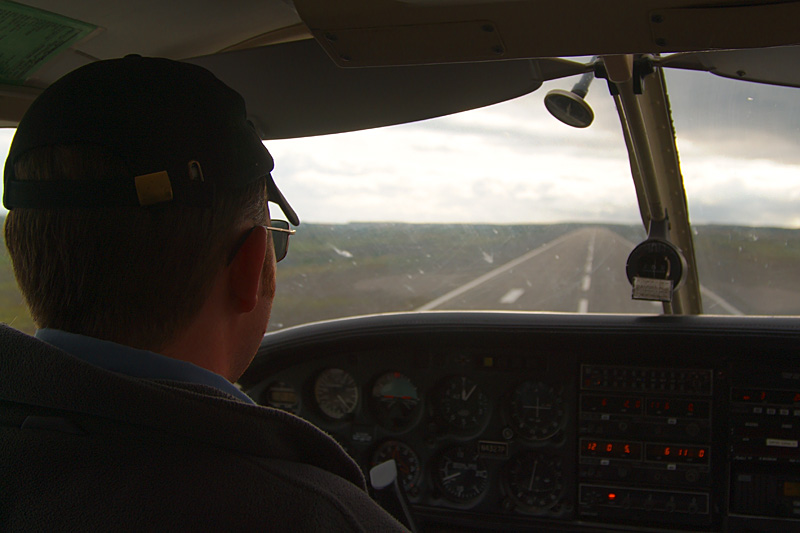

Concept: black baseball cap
[[3, 55, 299, 226]]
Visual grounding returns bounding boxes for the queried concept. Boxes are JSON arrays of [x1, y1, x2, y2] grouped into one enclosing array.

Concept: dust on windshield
[[1, 67, 799, 334]]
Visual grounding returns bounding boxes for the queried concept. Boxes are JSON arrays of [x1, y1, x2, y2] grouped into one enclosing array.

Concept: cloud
[[2, 70, 798, 228], [267, 80, 643, 225], [666, 69, 800, 165], [684, 159, 800, 226]]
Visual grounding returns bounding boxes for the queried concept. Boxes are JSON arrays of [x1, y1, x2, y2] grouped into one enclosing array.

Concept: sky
[[267, 68, 800, 227], [1, 68, 799, 227]]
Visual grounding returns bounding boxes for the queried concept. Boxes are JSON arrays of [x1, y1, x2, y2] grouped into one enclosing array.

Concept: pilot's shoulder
[[0, 324, 407, 531]]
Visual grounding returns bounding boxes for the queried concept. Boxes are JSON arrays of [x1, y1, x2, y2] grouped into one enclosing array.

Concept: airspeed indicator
[[314, 368, 359, 420], [371, 440, 421, 492]]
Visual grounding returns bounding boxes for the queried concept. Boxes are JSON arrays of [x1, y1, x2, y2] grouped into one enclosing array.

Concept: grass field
[[693, 225, 800, 315], [1, 220, 797, 336], [0, 238, 33, 335]]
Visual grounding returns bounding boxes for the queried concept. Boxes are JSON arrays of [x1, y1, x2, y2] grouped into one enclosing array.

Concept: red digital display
[[732, 388, 800, 405], [581, 395, 643, 414], [646, 398, 709, 418], [581, 439, 643, 460], [645, 444, 709, 464]]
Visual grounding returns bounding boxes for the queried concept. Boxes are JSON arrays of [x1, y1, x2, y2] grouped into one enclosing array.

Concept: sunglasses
[[228, 220, 296, 264]]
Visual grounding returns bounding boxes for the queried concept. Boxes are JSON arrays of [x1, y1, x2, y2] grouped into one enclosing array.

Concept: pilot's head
[[3, 56, 297, 361]]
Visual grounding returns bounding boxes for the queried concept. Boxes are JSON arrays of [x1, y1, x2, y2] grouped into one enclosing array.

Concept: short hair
[[4, 144, 268, 351]]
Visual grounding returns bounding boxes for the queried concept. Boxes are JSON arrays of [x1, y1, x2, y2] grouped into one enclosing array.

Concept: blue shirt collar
[[35, 328, 255, 404]]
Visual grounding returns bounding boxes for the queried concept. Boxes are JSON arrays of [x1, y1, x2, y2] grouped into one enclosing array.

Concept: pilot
[[0, 56, 407, 531]]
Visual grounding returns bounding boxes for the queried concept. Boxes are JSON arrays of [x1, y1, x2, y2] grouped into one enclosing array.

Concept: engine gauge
[[371, 440, 421, 493], [436, 376, 490, 434], [506, 381, 565, 441], [371, 372, 422, 431], [314, 368, 359, 420], [263, 381, 300, 414], [503, 451, 564, 512], [433, 445, 490, 503]]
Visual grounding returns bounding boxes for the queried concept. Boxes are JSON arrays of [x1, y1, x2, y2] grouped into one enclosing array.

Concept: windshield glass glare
[[1, 66, 799, 334], [665, 69, 800, 316]]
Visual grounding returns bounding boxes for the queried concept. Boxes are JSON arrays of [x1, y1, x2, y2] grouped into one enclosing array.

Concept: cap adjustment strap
[[4, 174, 214, 209]]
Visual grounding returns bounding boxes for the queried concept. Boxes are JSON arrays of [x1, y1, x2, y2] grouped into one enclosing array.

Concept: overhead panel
[[649, 3, 800, 52], [294, 0, 800, 67], [318, 20, 507, 66], [661, 46, 800, 89]]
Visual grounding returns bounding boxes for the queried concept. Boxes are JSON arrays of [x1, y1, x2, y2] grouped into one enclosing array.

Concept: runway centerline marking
[[585, 237, 595, 274], [500, 288, 525, 304], [577, 231, 596, 313], [416, 230, 582, 311]]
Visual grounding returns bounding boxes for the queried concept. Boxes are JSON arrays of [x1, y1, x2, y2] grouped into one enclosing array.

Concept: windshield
[[1, 65, 799, 334], [666, 69, 800, 316]]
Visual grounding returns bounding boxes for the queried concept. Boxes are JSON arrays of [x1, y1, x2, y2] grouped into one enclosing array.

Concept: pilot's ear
[[229, 226, 268, 313]]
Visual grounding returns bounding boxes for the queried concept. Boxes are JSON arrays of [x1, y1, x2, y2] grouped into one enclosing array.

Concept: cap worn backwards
[[3, 54, 298, 226]]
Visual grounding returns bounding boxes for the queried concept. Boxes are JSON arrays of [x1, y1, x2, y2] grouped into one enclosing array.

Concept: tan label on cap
[[135, 171, 173, 206]]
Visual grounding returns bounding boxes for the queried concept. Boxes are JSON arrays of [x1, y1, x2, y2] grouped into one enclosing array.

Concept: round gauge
[[263, 381, 300, 413], [507, 381, 565, 441], [371, 372, 421, 431], [433, 445, 490, 503], [504, 451, 564, 512], [371, 440, 421, 492], [314, 368, 359, 420], [436, 376, 490, 433]]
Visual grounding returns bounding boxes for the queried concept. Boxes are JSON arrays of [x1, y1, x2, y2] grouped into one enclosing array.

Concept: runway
[[416, 227, 742, 315]]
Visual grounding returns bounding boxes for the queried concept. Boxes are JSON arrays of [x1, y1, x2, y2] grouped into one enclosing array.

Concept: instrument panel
[[240, 312, 800, 532], [256, 345, 576, 518]]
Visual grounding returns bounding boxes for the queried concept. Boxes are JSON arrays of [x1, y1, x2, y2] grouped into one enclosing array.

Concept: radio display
[[581, 439, 643, 460], [732, 388, 800, 405], [784, 482, 800, 497], [646, 398, 709, 418], [581, 395, 643, 414], [645, 444, 709, 464]]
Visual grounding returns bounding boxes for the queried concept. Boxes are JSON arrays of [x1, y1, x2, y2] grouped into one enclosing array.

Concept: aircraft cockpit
[[1, 1, 799, 531]]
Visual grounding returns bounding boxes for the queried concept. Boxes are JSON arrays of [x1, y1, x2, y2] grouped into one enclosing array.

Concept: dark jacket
[[0, 325, 408, 531]]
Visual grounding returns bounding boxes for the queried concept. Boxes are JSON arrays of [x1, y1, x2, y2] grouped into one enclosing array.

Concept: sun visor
[[188, 39, 558, 140]]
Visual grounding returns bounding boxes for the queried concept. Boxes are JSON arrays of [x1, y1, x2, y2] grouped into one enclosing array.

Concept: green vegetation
[[0, 233, 34, 335], [0, 219, 797, 336], [271, 223, 582, 329], [693, 225, 800, 314]]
